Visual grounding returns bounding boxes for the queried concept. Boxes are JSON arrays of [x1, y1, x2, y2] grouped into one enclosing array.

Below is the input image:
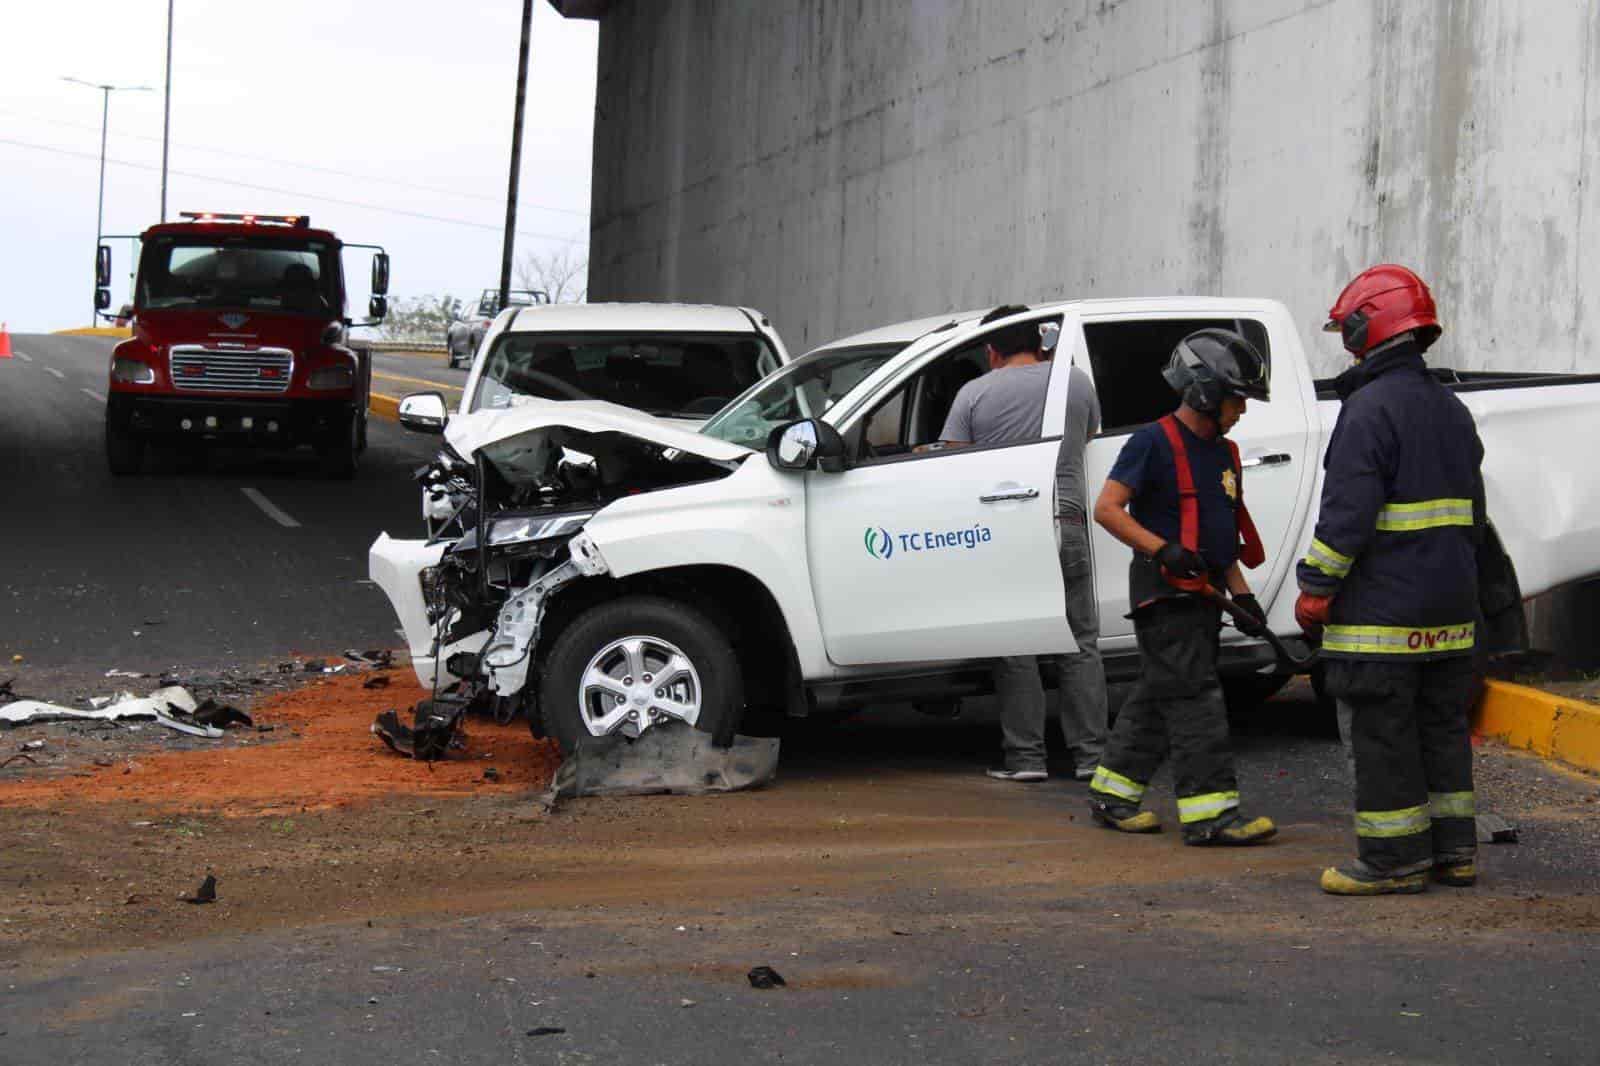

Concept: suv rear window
[[1083, 317, 1271, 434]]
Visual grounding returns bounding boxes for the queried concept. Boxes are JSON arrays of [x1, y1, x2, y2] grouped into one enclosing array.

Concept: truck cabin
[[134, 213, 345, 319]]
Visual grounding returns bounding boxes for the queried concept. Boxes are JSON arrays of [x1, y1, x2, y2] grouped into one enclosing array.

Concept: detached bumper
[[108, 392, 357, 445]]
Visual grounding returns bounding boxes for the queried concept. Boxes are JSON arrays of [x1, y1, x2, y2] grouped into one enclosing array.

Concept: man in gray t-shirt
[[938, 307, 1107, 783]]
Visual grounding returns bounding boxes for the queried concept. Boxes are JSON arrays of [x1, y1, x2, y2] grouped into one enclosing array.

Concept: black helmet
[[1162, 328, 1270, 413]]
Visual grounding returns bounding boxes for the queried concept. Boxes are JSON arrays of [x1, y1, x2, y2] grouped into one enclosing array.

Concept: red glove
[[1295, 592, 1333, 639]]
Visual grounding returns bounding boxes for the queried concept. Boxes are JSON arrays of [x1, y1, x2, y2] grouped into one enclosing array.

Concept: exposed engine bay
[[370, 422, 739, 754]]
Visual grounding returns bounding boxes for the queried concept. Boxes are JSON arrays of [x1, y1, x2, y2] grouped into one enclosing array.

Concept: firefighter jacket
[[1296, 340, 1485, 660]]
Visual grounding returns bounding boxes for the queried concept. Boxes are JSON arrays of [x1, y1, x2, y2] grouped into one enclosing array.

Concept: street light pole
[[162, 0, 174, 221], [63, 77, 152, 321], [498, 0, 534, 311]]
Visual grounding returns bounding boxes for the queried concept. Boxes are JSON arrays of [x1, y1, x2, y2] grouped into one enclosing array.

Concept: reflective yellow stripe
[[1429, 791, 1475, 819], [1303, 538, 1354, 580], [1323, 623, 1475, 656], [1355, 804, 1431, 839], [1376, 498, 1474, 532], [1177, 790, 1240, 824], [1089, 766, 1146, 803]]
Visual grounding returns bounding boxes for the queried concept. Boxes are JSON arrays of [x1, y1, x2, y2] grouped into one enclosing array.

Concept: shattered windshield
[[137, 236, 339, 315], [471, 331, 782, 420], [698, 344, 901, 449]]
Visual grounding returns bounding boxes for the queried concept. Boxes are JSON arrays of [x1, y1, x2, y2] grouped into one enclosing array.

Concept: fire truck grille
[[170, 347, 295, 393]]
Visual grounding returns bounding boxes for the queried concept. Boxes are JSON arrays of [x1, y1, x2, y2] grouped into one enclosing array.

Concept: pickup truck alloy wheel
[[579, 635, 702, 738], [540, 595, 744, 753]]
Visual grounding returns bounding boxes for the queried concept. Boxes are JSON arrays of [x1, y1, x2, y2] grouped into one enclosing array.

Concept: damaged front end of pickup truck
[[369, 405, 747, 759]]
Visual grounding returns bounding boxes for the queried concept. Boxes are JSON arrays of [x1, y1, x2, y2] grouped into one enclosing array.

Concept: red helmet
[[1324, 264, 1441, 357]]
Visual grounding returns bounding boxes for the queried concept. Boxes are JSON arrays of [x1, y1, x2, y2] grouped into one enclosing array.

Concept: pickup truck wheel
[[540, 596, 743, 754], [317, 412, 360, 479], [105, 419, 145, 476]]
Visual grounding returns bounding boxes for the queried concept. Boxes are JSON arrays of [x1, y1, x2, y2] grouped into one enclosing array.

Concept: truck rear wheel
[[105, 417, 145, 476], [539, 595, 744, 755]]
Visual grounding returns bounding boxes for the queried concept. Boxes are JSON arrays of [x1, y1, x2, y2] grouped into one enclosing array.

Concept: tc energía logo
[[864, 526, 895, 559], [864, 524, 993, 559]]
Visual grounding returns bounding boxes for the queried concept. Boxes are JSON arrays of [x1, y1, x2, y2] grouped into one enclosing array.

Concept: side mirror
[[371, 252, 390, 296], [96, 245, 112, 287], [95, 287, 112, 311], [397, 392, 449, 434], [766, 419, 845, 473], [368, 294, 388, 321]]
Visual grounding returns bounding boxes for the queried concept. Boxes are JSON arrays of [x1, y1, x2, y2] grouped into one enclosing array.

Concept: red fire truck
[[97, 212, 390, 477]]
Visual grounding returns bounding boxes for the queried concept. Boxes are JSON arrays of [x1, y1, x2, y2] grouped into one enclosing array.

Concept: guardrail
[[351, 339, 448, 353]]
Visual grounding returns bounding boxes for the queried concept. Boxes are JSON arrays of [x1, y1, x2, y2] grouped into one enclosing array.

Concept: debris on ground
[[371, 699, 465, 761], [482, 766, 501, 782], [362, 675, 391, 690], [181, 874, 217, 904], [0, 686, 221, 737], [1477, 813, 1520, 844], [344, 649, 394, 669], [190, 699, 253, 730], [0, 752, 38, 769], [747, 966, 786, 989], [303, 660, 327, 673], [0, 677, 16, 705], [525, 1027, 566, 1037], [539, 722, 780, 811], [105, 669, 146, 679]]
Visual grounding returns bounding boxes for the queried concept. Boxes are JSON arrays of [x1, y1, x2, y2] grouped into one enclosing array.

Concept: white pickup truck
[[372, 298, 1600, 750]]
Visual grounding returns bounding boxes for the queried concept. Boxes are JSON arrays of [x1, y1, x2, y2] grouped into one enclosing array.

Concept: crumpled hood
[[442, 399, 753, 463]]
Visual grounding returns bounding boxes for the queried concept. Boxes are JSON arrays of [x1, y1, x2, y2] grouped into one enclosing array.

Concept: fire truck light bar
[[178, 212, 310, 228]]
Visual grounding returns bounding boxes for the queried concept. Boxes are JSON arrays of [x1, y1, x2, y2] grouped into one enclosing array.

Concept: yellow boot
[[1431, 861, 1477, 887], [1320, 863, 1427, 896], [1089, 797, 1162, 834]]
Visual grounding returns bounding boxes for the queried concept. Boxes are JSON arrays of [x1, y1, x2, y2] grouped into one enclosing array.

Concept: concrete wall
[[584, 0, 1600, 372]]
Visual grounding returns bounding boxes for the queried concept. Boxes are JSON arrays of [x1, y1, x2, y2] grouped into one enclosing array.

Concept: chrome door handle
[[979, 488, 1040, 503], [1241, 453, 1292, 469]]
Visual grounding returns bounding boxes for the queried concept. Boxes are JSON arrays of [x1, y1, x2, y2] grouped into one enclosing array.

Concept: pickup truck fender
[[576, 456, 832, 680]]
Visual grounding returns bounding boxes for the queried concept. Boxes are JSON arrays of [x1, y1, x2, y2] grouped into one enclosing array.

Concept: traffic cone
[[0, 324, 12, 359]]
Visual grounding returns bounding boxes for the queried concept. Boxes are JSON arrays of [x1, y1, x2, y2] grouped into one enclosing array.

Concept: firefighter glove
[[1155, 542, 1206, 582], [1294, 592, 1333, 640], [1231, 593, 1268, 637]]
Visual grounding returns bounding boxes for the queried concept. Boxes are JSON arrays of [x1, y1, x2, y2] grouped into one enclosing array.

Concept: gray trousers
[[994, 512, 1108, 773]]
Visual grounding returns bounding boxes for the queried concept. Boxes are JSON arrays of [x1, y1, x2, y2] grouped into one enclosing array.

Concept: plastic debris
[[525, 1027, 566, 1038], [538, 721, 779, 811], [0, 687, 221, 738], [105, 669, 146, 679], [1476, 813, 1519, 844], [181, 874, 217, 905], [371, 700, 462, 761], [747, 966, 787, 989], [362, 674, 391, 690], [190, 699, 254, 730]]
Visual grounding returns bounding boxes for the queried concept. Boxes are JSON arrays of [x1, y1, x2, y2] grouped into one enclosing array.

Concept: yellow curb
[[1474, 679, 1600, 774], [373, 347, 449, 362], [370, 392, 400, 421], [55, 326, 131, 338], [373, 369, 465, 393]]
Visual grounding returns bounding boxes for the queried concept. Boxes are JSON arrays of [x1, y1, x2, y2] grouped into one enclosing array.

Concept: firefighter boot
[[1183, 812, 1277, 846], [1431, 861, 1477, 887], [1320, 860, 1428, 896], [1089, 796, 1161, 834]]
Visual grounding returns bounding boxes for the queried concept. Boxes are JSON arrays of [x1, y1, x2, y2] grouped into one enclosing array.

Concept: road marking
[[15, 351, 32, 362], [43, 366, 65, 380], [80, 388, 106, 402], [240, 487, 302, 529]]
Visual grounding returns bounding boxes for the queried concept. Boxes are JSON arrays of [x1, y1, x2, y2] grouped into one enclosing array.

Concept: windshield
[[137, 236, 339, 315], [471, 331, 783, 419], [699, 343, 904, 448], [475, 289, 544, 316]]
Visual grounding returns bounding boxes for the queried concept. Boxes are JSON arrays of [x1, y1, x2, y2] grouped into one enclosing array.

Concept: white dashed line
[[240, 487, 302, 529], [80, 388, 106, 403], [43, 366, 65, 380], [15, 351, 32, 362]]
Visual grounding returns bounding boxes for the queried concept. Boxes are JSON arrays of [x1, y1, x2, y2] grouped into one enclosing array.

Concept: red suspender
[[1157, 415, 1265, 583]]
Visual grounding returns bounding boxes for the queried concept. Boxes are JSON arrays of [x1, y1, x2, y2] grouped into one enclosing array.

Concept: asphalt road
[[3, 701, 1599, 1065], [0, 333, 440, 693], [368, 347, 467, 408]]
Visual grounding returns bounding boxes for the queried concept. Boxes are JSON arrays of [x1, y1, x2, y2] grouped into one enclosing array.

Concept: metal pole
[[96, 86, 109, 323], [161, 0, 174, 221], [498, 0, 534, 310]]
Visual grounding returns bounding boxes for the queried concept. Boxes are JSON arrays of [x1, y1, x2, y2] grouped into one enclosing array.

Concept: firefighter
[[1298, 264, 1485, 896], [1088, 329, 1277, 845]]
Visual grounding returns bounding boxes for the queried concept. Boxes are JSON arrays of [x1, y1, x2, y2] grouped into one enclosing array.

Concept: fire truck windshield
[[137, 236, 340, 316]]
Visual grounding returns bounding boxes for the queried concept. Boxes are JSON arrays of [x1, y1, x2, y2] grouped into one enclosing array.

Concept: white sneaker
[[986, 767, 1048, 782]]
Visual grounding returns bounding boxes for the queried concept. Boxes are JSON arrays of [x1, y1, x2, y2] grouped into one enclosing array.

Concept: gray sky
[[0, 0, 597, 332]]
